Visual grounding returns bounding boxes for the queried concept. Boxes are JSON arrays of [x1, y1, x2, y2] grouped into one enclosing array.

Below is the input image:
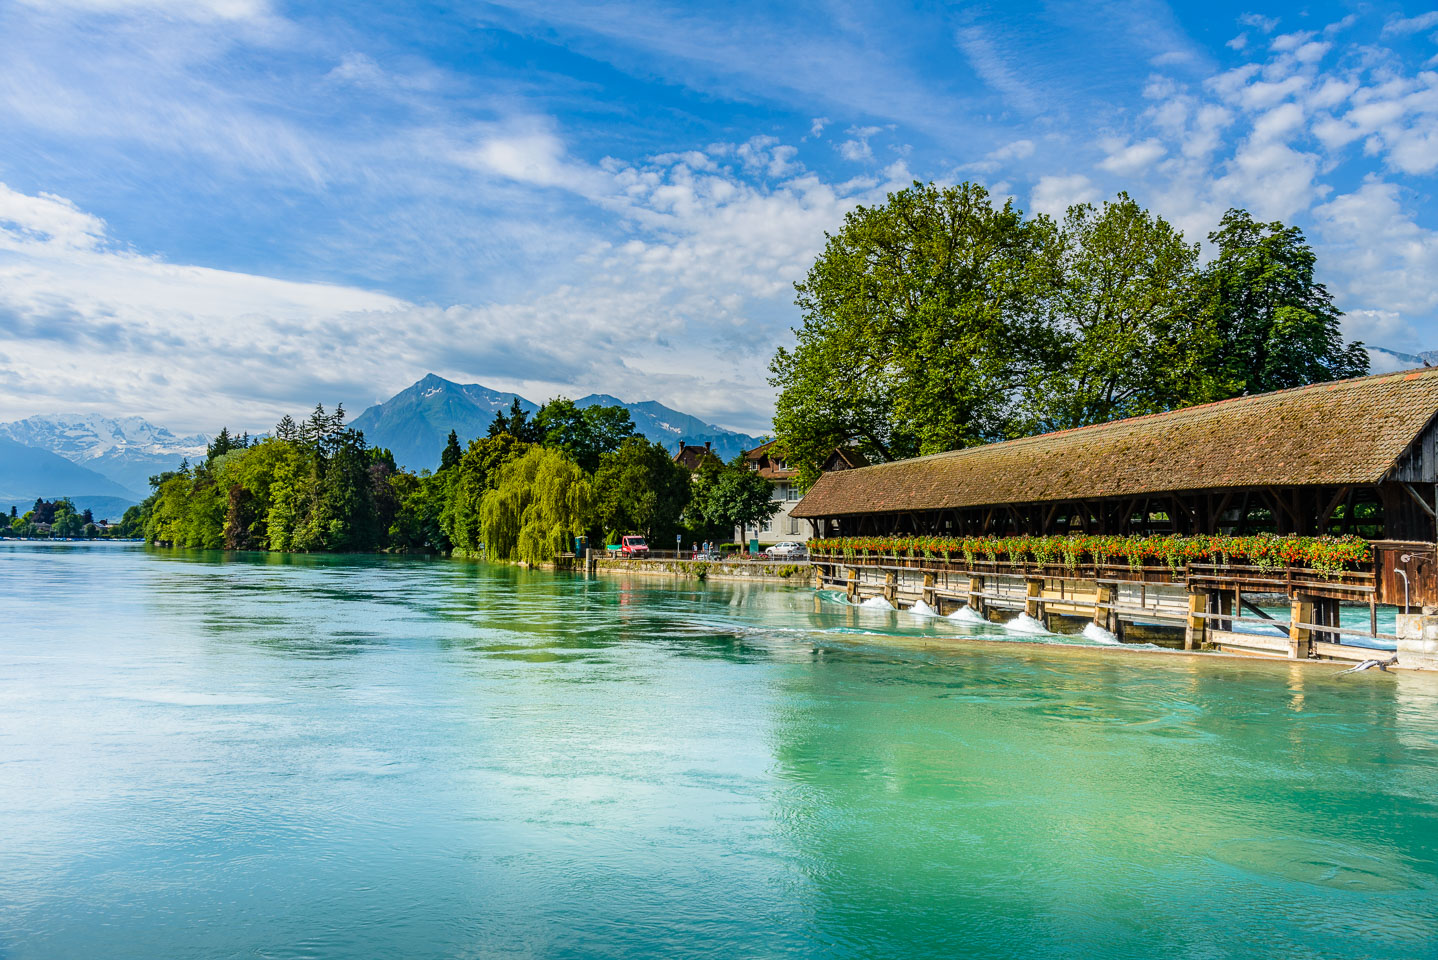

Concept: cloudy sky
[[1, 0, 1436, 435]]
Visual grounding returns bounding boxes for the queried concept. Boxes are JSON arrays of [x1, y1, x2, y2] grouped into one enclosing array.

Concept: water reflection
[[1, 542, 1436, 960]]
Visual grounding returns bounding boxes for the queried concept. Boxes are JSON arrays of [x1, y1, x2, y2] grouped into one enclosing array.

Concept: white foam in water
[[1005, 613, 1049, 635], [1082, 622, 1121, 646], [859, 596, 894, 610], [909, 599, 938, 618], [948, 605, 989, 625]]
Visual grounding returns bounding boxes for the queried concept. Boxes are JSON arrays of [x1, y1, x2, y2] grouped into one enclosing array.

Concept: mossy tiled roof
[[792, 368, 1438, 518]]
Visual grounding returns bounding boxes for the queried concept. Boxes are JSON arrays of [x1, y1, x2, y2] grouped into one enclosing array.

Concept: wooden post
[[922, 572, 936, 608], [968, 576, 985, 617], [1026, 578, 1043, 621], [884, 570, 897, 603], [1093, 584, 1113, 625], [846, 567, 857, 602], [1185, 589, 1208, 650], [1289, 596, 1314, 660]]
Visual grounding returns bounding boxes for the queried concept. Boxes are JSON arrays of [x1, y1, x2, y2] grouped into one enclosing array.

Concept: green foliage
[[532, 398, 637, 472], [439, 430, 462, 472], [480, 446, 592, 564], [1026, 194, 1219, 431], [687, 456, 779, 539], [1193, 209, 1368, 394], [488, 398, 539, 442], [772, 180, 1062, 482], [446, 433, 532, 555], [592, 437, 692, 542], [771, 183, 1368, 481]]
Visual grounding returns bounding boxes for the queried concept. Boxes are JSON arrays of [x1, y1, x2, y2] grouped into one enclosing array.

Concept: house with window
[[737, 440, 865, 545], [672, 440, 722, 473]]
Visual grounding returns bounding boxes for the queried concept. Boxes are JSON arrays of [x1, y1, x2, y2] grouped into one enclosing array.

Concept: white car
[[764, 541, 807, 558]]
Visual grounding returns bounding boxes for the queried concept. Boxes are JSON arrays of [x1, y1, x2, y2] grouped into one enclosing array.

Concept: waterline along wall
[[793, 369, 1438, 671]]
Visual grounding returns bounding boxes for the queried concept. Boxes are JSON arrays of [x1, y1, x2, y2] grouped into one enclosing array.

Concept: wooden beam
[[1319, 486, 1352, 531], [1400, 481, 1436, 518]]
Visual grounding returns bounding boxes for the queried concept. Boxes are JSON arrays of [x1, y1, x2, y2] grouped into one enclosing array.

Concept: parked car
[[620, 535, 650, 556], [764, 541, 807, 558]]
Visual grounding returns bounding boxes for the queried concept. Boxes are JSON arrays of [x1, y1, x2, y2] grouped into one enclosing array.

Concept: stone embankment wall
[[592, 557, 811, 584]]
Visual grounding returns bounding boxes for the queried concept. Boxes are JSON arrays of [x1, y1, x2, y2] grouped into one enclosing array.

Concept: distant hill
[[353, 374, 762, 471], [0, 437, 142, 505], [0, 494, 138, 523], [0, 413, 205, 495], [573, 395, 759, 461], [351, 374, 537, 471], [1367, 346, 1438, 373]]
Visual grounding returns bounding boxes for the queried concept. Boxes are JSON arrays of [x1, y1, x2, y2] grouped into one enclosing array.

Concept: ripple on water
[[1210, 837, 1425, 892]]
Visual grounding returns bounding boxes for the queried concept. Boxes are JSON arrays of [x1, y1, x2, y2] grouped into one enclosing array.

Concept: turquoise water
[[2, 542, 1437, 960]]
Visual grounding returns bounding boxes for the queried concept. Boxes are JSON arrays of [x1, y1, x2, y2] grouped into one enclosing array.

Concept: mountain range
[[1367, 345, 1438, 372], [351, 374, 763, 471], [0, 414, 207, 509], [4, 347, 1429, 511]]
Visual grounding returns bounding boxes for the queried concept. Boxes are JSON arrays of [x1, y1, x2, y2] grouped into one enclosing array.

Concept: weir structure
[[791, 369, 1438, 669]]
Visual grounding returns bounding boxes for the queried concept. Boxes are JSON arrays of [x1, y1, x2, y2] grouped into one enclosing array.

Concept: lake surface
[[2, 542, 1437, 960]]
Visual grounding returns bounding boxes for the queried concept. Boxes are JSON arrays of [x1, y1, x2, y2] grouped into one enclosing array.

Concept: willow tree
[[479, 446, 591, 564]]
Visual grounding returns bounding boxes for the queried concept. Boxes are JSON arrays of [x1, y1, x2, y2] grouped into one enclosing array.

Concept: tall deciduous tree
[[592, 437, 692, 542], [1027, 194, 1216, 431], [533, 398, 637, 472], [771, 181, 1062, 482], [1193, 209, 1368, 394], [688, 457, 779, 543]]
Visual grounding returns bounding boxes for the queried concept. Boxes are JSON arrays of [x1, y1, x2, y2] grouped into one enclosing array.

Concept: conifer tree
[[440, 430, 462, 472]]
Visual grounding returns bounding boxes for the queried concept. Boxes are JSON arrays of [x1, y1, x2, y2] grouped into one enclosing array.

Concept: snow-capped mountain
[[353, 374, 761, 471], [0, 414, 207, 496]]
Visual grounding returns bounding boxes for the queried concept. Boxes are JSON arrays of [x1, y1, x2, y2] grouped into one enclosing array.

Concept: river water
[[2, 542, 1436, 959]]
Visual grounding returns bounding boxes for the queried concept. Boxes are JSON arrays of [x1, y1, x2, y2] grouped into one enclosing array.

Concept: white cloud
[[1239, 13, 1279, 34], [1382, 11, 1438, 37], [1097, 138, 1166, 175], [1030, 174, 1098, 218], [955, 24, 1040, 113], [0, 138, 896, 433], [1313, 180, 1438, 320], [0, 184, 108, 250], [15, 0, 270, 20]]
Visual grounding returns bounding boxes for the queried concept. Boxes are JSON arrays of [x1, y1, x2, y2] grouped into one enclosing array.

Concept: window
[[787, 517, 801, 535], [774, 482, 787, 501]]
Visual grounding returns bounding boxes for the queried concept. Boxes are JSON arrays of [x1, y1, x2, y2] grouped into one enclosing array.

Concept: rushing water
[[2, 542, 1437, 960]]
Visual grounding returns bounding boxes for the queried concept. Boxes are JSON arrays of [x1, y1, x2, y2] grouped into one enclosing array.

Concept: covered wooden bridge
[[792, 369, 1438, 665]]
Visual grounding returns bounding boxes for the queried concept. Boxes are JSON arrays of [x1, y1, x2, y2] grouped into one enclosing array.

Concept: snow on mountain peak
[[0, 413, 208, 460]]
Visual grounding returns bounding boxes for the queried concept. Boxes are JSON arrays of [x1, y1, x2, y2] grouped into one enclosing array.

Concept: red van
[[620, 535, 649, 556]]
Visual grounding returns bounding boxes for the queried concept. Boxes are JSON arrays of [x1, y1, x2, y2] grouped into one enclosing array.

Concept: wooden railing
[[808, 550, 1377, 600]]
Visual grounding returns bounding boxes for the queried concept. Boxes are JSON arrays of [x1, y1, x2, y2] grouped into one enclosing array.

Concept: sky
[[1, 0, 1436, 436]]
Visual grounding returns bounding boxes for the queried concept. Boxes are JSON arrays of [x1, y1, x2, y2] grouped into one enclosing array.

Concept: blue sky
[[1, 0, 1436, 434]]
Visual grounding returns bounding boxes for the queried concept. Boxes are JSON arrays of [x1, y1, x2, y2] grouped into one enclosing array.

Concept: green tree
[[446, 433, 532, 555], [439, 429, 462, 472], [689, 456, 779, 543], [592, 436, 692, 543], [533, 397, 637, 472], [1025, 194, 1216, 431], [770, 180, 1062, 483], [488, 398, 538, 442], [1193, 209, 1368, 394], [480, 446, 591, 564]]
